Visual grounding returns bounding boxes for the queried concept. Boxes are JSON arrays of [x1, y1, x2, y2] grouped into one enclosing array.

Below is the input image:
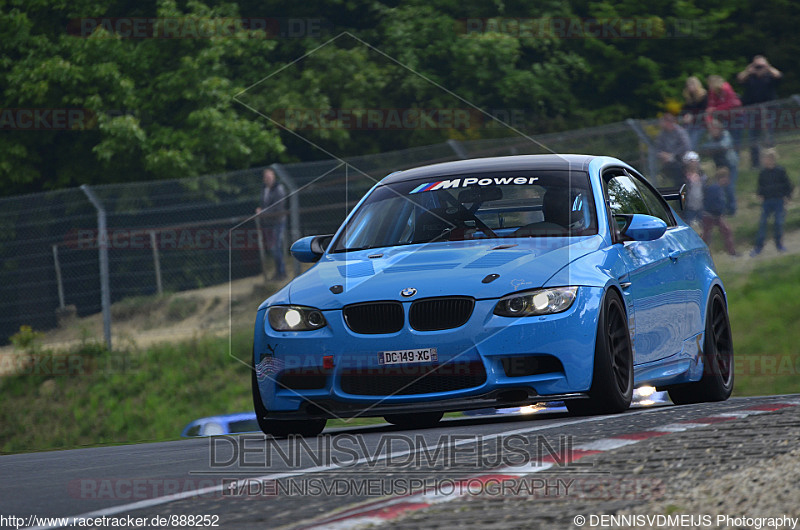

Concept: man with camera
[[737, 55, 782, 168]]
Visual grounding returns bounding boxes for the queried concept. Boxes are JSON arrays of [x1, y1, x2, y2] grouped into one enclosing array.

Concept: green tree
[[1, 0, 284, 194], [2, 0, 799, 196]]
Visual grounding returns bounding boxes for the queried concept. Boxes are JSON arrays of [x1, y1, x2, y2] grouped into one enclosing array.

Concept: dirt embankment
[[0, 274, 285, 375]]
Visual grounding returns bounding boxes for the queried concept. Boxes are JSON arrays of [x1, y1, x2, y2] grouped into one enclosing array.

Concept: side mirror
[[620, 214, 667, 241], [290, 235, 333, 263]]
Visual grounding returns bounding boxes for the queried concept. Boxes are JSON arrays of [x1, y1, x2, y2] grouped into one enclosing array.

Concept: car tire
[[667, 287, 734, 405], [566, 289, 633, 416], [384, 412, 443, 428], [251, 363, 326, 437]]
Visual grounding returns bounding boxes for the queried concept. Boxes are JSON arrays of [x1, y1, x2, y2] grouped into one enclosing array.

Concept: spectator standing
[[681, 151, 706, 227], [751, 149, 793, 255], [255, 167, 289, 280], [655, 113, 692, 187], [702, 166, 737, 256], [706, 75, 743, 149], [737, 55, 782, 168], [681, 76, 708, 149], [699, 119, 739, 214]]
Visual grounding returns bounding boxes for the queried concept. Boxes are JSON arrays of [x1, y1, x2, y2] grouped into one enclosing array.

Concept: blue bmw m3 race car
[[252, 154, 734, 436]]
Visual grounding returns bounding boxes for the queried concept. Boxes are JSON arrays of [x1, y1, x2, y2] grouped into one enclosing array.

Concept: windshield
[[331, 170, 597, 253]]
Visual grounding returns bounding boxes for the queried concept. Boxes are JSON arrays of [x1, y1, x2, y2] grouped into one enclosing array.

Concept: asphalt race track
[[3, 395, 799, 529]]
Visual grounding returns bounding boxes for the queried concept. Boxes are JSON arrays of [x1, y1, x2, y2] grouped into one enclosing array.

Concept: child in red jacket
[[707, 75, 742, 112], [707, 75, 742, 149]]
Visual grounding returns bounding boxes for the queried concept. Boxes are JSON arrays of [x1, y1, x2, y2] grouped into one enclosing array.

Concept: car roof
[[180, 412, 257, 436], [380, 154, 600, 184]]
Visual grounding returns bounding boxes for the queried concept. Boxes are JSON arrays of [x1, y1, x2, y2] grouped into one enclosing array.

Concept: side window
[[184, 424, 201, 437], [629, 172, 676, 226], [606, 174, 649, 216]]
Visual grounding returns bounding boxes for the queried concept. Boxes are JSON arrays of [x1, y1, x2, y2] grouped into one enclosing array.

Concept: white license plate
[[378, 348, 438, 365]]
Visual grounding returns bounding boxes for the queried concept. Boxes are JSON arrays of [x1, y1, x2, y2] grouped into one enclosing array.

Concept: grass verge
[[2, 256, 799, 453], [0, 331, 254, 454], [723, 254, 800, 396]]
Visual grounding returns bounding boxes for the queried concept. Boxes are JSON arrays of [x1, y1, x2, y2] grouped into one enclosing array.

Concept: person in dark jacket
[[751, 149, 793, 255], [255, 168, 289, 279], [655, 113, 692, 187], [702, 166, 736, 256]]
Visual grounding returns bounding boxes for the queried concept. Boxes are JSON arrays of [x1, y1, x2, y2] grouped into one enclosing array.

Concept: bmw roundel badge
[[400, 287, 417, 297]]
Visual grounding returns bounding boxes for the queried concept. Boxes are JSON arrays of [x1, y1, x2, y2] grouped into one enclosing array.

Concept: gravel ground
[[388, 403, 800, 530], [614, 447, 800, 529], [47, 399, 795, 529]]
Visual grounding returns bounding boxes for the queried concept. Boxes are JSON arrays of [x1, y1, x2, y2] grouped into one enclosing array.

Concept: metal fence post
[[149, 230, 163, 296], [271, 163, 301, 277], [625, 118, 658, 182], [80, 184, 112, 350], [447, 139, 468, 159], [13, 96, 800, 347], [52, 244, 65, 310]]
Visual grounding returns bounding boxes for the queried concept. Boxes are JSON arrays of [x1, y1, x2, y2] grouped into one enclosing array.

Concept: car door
[[629, 170, 702, 343], [603, 169, 685, 365]]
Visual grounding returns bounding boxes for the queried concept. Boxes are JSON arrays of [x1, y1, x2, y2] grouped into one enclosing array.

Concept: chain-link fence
[[2, 96, 798, 346]]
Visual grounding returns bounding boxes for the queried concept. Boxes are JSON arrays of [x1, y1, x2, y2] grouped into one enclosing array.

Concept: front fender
[[544, 244, 628, 290]]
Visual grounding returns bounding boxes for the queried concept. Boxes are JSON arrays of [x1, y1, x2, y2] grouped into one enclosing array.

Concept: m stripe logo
[[409, 176, 539, 194]]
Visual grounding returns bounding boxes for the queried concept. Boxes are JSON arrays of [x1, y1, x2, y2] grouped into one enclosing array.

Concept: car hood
[[287, 235, 604, 309]]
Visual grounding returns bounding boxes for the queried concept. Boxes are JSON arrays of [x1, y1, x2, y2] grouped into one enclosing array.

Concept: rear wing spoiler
[[658, 184, 686, 210]]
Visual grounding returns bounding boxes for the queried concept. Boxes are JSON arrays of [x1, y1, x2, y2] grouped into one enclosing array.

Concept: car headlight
[[267, 305, 327, 331], [493, 287, 578, 317]]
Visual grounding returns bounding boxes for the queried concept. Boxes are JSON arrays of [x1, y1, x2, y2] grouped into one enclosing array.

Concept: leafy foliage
[[1, 0, 796, 195]]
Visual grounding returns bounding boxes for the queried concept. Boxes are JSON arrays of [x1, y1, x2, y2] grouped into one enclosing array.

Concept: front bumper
[[253, 287, 604, 418]]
